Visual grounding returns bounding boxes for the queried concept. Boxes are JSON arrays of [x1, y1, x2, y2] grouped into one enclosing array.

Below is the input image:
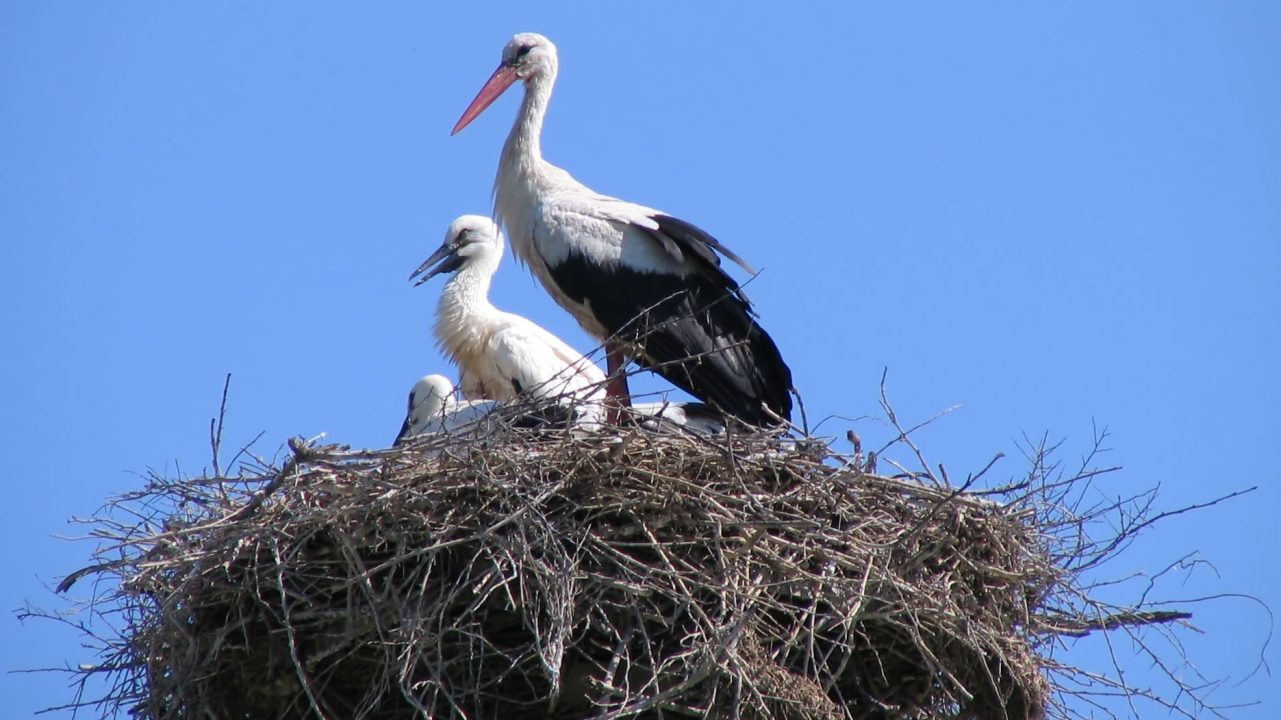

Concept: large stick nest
[[55, 409, 1200, 720]]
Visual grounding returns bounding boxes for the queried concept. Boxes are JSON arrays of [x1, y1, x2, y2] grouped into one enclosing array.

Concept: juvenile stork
[[451, 33, 794, 427], [411, 215, 605, 408]]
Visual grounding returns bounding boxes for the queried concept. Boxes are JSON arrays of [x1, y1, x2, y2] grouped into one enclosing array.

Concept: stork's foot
[[603, 344, 633, 426]]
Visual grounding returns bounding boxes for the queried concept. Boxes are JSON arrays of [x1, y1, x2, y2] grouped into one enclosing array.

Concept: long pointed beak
[[409, 243, 463, 286], [451, 63, 520, 135]]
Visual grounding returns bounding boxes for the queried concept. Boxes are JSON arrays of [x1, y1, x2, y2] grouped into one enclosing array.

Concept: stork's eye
[[515, 43, 534, 59]]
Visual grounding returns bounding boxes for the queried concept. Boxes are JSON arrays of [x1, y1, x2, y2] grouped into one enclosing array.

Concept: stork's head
[[395, 373, 455, 444], [452, 33, 558, 135], [409, 215, 503, 285], [501, 33, 556, 79], [408, 374, 455, 418]]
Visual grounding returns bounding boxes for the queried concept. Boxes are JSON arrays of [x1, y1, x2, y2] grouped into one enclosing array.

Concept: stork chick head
[[452, 32, 557, 135], [409, 215, 503, 285], [407, 374, 455, 419], [395, 373, 456, 444]]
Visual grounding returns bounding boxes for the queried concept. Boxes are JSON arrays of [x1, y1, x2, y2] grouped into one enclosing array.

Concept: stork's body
[[413, 215, 605, 407], [453, 33, 794, 427], [393, 374, 500, 445]]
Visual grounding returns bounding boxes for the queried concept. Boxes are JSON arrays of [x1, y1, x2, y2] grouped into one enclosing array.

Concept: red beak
[[451, 63, 520, 135]]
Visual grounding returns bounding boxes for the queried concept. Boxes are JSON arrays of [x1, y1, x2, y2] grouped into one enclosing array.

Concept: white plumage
[[393, 374, 499, 445], [411, 215, 606, 407], [451, 33, 794, 427], [392, 373, 726, 445]]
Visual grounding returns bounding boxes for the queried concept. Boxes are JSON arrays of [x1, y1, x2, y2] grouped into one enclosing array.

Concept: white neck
[[495, 65, 580, 274], [435, 251, 501, 350], [500, 69, 556, 184]]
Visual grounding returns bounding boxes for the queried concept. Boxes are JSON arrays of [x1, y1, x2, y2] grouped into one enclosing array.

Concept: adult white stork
[[451, 33, 794, 427], [411, 214, 605, 407], [409, 215, 729, 435]]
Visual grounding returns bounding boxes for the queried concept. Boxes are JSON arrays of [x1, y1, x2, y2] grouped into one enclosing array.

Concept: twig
[[210, 373, 231, 477]]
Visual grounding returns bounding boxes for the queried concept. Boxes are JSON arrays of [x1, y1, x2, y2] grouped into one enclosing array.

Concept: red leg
[[605, 342, 632, 425]]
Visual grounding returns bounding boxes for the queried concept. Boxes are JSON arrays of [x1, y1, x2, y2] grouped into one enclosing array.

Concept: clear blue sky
[[3, 3, 1277, 717]]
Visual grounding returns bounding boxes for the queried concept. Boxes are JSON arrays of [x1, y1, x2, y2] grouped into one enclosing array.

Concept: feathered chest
[[433, 289, 512, 400]]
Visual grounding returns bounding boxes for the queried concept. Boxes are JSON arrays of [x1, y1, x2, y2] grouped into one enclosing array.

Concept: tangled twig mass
[[48, 405, 1208, 720]]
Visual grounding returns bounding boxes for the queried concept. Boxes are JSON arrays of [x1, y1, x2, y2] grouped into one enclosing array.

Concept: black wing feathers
[[651, 214, 756, 277], [547, 216, 793, 425], [640, 214, 755, 309]]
